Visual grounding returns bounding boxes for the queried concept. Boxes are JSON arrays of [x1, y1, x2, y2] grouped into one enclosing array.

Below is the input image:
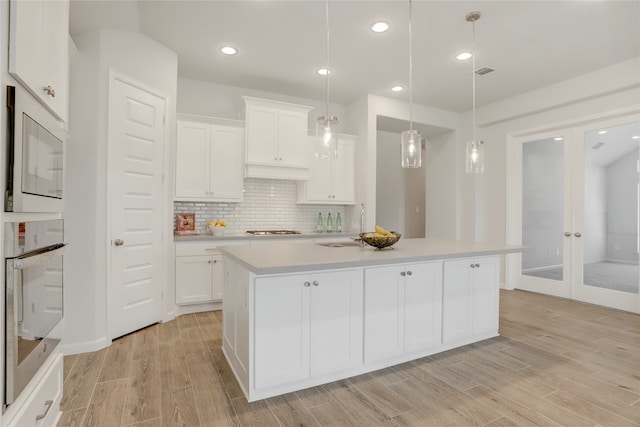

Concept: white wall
[[65, 29, 177, 353], [606, 148, 639, 263]]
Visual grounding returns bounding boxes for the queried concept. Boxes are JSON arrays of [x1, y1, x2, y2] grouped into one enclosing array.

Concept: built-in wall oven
[[5, 85, 65, 213], [3, 219, 65, 410]]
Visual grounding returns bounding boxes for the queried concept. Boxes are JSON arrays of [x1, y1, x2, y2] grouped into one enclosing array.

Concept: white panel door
[[108, 75, 166, 340], [305, 143, 332, 201], [363, 265, 405, 363], [210, 126, 243, 200], [246, 105, 278, 164], [278, 110, 307, 167], [175, 121, 211, 199], [404, 261, 442, 353], [332, 140, 356, 203], [309, 270, 363, 377], [254, 274, 310, 390], [175, 255, 213, 304]]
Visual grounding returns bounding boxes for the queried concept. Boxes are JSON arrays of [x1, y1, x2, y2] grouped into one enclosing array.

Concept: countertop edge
[[220, 245, 521, 275]]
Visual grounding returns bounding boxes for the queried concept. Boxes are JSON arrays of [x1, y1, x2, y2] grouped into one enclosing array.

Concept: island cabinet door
[[403, 261, 443, 353], [442, 259, 474, 344], [471, 256, 500, 337], [254, 274, 310, 390], [364, 265, 405, 362], [309, 269, 363, 377], [442, 256, 500, 344]]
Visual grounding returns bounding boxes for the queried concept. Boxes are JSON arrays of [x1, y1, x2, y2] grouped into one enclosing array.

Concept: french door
[[507, 113, 640, 313]]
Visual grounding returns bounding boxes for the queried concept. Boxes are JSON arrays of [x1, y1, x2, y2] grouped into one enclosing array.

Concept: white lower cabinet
[[222, 253, 502, 402], [253, 269, 363, 390], [175, 245, 224, 304], [5, 353, 63, 427], [442, 256, 500, 344], [364, 261, 442, 363]]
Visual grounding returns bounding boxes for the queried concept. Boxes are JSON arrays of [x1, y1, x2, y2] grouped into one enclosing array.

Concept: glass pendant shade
[[465, 139, 485, 174], [401, 129, 422, 168], [316, 115, 338, 160]]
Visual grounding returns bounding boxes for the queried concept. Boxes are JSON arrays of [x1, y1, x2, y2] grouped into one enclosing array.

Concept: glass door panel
[[512, 131, 572, 298], [522, 138, 565, 281], [574, 118, 640, 312]]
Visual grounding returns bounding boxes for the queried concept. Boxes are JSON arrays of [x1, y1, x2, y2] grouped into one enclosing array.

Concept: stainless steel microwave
[[5, 85, 65, 213]]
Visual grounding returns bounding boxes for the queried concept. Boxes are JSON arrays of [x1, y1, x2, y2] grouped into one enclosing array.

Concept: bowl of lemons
[[360, 226, 401, 250], [208, 219, 227, 236]]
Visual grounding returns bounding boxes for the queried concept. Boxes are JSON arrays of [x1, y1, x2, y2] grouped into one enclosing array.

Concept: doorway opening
[[375, 115, 451, 238]]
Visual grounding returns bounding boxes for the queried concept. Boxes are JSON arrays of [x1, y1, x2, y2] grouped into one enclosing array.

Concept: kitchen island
[[220, 238, 521, 402]]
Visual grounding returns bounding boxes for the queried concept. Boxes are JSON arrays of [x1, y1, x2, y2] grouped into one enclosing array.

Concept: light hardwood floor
[[57, 290, 640, 426]]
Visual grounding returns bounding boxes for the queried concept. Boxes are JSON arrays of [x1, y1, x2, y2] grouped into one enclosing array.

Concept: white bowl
[[208, 225, 226, 236]]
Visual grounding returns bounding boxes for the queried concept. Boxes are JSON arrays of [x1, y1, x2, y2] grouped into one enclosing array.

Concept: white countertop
[[219, 238, 522, 274], [174, 231, 358, 243]]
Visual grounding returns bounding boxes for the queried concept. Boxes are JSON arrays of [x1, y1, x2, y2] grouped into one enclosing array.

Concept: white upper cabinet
[[297, 134, 356, 204], [9, 0, 70, 122], [243, 96, 312, 180], [175, 119, 243, 202]]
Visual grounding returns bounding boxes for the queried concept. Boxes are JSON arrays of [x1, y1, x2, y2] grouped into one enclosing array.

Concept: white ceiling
[[69, 1, 640, 113]]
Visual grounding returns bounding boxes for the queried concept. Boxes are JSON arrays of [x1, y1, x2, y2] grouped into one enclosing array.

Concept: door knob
[[114, 239, 124, 246], [470, 264, 475, 268], [304, 282, 311, 287], [564, 232, 571, 237], [406, 271, 412, 276], [400, 271, 406, 276], [574, 232, 582, 238]]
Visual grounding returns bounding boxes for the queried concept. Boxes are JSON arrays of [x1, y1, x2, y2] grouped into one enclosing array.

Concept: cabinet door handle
[[474, 264, 480, 268], [114, 239, 124, 246], [406, 271, 412, 276], [208, 260, 212, 264], [312, 281, 319, 286], [574, 232, 582, 238], [35, 400, 54, 421], [213, 260, 218, 264], [304, 281, 311, 287], [400, 271, 406, 276], [470, 264, 475, 268], [564, 232, 571, 237]]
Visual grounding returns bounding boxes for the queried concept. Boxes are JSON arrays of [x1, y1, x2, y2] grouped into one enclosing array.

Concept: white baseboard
[[175, 301, 222, 316], [59, 336, 111, 356]]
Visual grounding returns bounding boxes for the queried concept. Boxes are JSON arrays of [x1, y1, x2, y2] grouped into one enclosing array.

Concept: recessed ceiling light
[[632, 135, 640, 139], [553, 137, 563, 141], [220, 46, 237, 55], [316, 68, 332, 76], [597, 130, 608, 134], [456, 52, 472, 61], [391, 85, 404, 92], [370, 22, 390, 33]]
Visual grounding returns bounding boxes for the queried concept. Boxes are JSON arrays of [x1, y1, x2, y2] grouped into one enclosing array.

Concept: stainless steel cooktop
[[245, 230, 302, 235]]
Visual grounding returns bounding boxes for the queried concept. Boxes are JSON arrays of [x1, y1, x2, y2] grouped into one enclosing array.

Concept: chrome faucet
[[360, 203, 365, 246]]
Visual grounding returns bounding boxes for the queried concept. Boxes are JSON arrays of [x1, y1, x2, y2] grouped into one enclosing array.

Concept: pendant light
[[401, 0, 421, 168], [465, 11, 485, 174], [316, 0, 338, 161]]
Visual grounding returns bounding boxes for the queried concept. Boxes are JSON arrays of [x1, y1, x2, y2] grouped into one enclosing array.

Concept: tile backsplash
[[174, 178, 347, 235]]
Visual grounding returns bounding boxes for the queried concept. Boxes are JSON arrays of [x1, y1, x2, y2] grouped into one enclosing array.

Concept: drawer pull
[[36, 399, 53, 421]]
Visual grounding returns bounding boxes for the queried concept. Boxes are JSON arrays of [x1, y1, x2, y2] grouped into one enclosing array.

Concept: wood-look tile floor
[[57, 290, 640, 426]]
